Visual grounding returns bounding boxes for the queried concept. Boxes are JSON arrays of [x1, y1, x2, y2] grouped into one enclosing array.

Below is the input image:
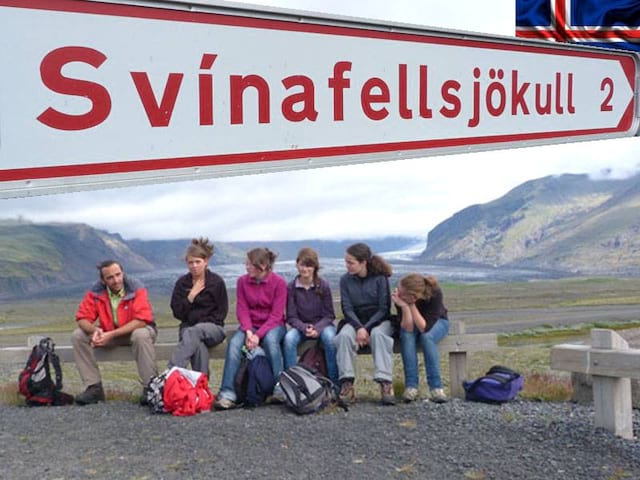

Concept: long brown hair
[[399, 273, 439, 301], [296, 247, 321, 286], [346, 242, 392, 278], [247, 247, 277, 272]]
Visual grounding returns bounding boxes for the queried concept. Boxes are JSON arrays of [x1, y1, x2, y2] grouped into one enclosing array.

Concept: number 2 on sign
[[600, 77, 614, 112]]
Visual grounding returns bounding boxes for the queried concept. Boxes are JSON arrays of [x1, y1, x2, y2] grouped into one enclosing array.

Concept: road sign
[[0, 0, 638, 198]]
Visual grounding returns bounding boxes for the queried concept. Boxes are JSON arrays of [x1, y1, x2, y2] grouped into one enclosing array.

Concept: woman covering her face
[[392, 272, 449, 404]]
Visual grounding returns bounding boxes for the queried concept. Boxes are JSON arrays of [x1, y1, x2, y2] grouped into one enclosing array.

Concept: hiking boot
[[139, 387, 150, 407], [380, 381, 396, 405], [267, 383, 286, 405], [430, 388, 448, 404], [339, 379, 355, 405], [75, 383, 105, 405], [402, 387, 419, 403], [213, 397, 237, 411]]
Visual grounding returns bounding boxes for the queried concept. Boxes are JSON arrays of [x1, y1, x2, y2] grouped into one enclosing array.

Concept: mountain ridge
[[0, 219, 417, 300], [421, 172, 640, 275]]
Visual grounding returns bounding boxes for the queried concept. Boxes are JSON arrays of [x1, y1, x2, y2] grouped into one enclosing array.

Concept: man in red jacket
[[72, 260, 158, 405]]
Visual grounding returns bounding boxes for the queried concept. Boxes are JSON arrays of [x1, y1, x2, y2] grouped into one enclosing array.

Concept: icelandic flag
[[516, 0, 640, 52]]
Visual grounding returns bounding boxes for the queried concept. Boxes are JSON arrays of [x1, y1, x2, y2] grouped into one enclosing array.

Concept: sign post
[[0, 0, 637, 198]]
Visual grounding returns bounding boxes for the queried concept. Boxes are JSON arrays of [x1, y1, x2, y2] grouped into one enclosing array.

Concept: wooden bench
[[0, 321, 497, 399], [551, 328, 640, 439]]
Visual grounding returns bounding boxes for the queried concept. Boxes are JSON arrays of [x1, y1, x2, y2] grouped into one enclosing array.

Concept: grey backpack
[[278, 364, 347, 415]]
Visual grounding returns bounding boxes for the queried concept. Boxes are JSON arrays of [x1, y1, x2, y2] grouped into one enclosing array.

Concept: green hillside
[[422, 173, 640, 275], [0, 220, 153, 299]]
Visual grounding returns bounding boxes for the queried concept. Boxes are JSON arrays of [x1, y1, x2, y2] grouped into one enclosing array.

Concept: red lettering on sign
[[131, 72, 184, 127], [328, 61, 352, 121], [281, 75, 318, 122], [230, 75, 271, 124], [361, 77, 390, 121], [199, 53, 217, 126], [440, 79, 461, 119], [398, 64, 413, 119], [37, 46, 111, 131]]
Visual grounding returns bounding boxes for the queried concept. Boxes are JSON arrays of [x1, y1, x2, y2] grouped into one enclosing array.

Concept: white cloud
[[2, 0, 639, 242]]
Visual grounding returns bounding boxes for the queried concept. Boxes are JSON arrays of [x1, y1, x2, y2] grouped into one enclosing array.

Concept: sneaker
[[213, 397, 237, 410], [380, 381, 396, 405], [339, 379, 355, 405], [402, 387, 419, 403], [430, 388, 448, 404], [75, 383, 105, 405]]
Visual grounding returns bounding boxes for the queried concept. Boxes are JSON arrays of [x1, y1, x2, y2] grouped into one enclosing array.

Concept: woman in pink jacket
[[214, 247, 287, 410]]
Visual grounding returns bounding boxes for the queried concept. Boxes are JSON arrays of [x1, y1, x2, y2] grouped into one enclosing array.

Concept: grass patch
[[0, 382, 21, 407], [498, 320, 640, 346], [522, 372, 572, 402], [444, 277, 640, 311]]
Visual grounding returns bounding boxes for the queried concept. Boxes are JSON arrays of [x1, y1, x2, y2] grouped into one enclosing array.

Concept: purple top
[[286, 276, 335, 333], [236, 271, 287, 339]]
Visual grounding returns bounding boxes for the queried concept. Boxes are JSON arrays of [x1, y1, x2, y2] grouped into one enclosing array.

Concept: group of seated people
[[71, 239, 450, 408]]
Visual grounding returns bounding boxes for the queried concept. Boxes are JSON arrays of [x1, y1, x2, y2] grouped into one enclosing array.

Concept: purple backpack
[[463, 365, 524, 404]]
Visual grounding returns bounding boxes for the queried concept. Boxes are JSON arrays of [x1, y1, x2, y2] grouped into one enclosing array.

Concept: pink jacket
[[236, 272, 287, 339]]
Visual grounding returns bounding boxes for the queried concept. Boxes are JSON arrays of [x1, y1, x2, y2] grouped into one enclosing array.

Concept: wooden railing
[[551, 328, 640, 439]]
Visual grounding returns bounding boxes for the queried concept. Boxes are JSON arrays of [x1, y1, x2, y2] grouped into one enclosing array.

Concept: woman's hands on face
[[392, 288, 409, 307]]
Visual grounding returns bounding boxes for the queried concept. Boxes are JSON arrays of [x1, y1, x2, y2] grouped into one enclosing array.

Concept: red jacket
[[75, 276, 154, 331]]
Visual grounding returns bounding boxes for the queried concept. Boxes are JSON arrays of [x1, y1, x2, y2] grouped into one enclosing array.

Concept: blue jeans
[[218, 325, 286, 401], [282, 325, 338, 384], [400, 318, 449, 390]]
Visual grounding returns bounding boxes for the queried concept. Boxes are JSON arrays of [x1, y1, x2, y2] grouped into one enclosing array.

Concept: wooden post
[[591, 329, 634, 440], [448, 321, 466, 399]]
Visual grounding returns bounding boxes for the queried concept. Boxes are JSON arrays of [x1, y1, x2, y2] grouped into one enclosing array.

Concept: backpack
[[278, 364, 348, 415], [463, 365, 524, 404], [146, 369, 171, 414], [18, 337, 73, 406], [235, 347, 274, 407], [298, 343, 328, 378]]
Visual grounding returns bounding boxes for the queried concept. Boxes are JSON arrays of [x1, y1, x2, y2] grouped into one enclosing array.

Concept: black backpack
[[234, 347, 274, 407], [18, 337, 73, 406], [278, 364, 348, 415]]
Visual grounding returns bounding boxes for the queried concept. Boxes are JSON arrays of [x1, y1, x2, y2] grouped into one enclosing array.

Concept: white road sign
[[0, 0, 638, 197]]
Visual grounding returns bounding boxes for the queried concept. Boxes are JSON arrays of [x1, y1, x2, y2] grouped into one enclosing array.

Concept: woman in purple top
[[283, 247, 338, 383], [214, 247, 287, 410]]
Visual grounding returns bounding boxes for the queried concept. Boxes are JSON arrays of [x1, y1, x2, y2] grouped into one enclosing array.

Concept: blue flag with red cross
[[516, 0, 640, 52]]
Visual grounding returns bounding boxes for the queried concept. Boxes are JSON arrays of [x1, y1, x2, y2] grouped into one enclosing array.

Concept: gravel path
[[1, 399, 639, 480]]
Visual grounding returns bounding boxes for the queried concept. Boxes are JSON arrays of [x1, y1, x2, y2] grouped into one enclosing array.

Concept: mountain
[[422, 173, 640, 275], [0, 219, 419, 299], [0, 220, 155, 299], [225, 237, 421, 261], [127, 239, 246, 269]]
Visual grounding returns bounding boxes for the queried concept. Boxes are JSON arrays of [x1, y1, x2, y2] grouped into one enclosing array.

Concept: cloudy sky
[[2, 0, 639, 242]]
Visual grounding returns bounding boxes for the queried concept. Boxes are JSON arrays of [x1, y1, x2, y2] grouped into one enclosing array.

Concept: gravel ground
[[1, 399, 639, 480]]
